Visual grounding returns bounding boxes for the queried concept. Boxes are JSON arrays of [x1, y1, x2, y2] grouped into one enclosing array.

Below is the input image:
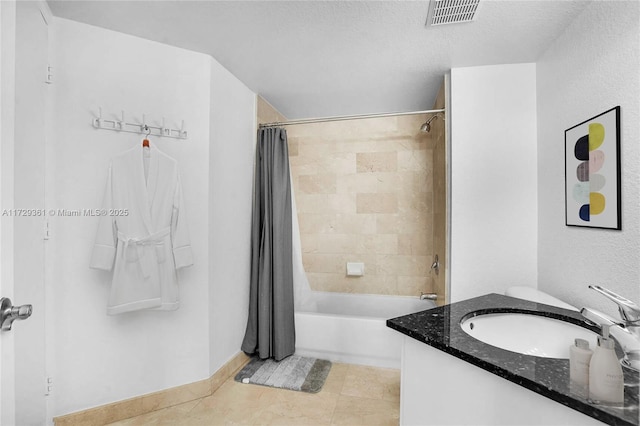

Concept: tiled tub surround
[[387, 294, 639, 426], [287, 114, 437, 297]]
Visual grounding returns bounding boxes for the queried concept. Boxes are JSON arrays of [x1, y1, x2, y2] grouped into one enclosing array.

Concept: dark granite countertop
[[386, 293, 639, 426]]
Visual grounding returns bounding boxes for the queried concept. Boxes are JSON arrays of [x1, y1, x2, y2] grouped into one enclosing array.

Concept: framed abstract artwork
[[565, 106, 621, 229]]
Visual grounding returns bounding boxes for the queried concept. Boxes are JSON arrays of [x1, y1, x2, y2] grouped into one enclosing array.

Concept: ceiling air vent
[[426, 0, 481, 26]]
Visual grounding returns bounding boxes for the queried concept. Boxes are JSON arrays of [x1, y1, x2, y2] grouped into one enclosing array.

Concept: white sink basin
[[460, 312, 599, 359]]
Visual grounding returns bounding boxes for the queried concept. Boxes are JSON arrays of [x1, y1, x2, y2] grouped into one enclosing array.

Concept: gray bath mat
[[234, 355, 332, 393]]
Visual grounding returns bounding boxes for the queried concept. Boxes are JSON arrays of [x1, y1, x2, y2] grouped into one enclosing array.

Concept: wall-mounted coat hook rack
[[92, 108, 188, 140]]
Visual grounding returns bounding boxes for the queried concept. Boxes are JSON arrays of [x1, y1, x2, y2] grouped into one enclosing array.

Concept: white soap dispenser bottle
[[588, 325, 624, 405], [569, 338, 592, 398]]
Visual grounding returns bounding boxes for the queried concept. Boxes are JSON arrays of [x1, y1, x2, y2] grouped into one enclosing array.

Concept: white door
[[1, 1, 19, 423], [1, 1, 49, 424]]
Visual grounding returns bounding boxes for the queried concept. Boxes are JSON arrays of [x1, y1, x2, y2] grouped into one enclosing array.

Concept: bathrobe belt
[[117, 227, 170, 278]]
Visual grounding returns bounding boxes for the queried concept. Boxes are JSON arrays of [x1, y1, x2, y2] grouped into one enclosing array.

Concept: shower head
[[420, 113, 444, 133]]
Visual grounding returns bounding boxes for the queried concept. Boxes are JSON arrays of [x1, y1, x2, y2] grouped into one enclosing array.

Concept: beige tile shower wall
[[287, 115, 436, 296]]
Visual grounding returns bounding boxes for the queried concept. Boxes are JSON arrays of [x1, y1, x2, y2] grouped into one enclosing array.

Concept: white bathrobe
[[90, 145, 194, 315]]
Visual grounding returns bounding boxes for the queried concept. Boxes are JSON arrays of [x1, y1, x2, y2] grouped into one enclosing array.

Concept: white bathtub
[[294, 291, 436, 369]]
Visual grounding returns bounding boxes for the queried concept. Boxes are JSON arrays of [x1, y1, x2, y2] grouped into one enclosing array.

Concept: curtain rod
[[258, 108, 446, 128]]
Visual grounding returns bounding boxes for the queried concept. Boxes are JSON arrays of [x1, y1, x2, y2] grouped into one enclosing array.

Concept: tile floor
[[107, 363, 400, 425]]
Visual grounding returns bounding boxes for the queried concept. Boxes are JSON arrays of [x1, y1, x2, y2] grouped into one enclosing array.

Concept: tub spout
[[420, 293, 438, 301]]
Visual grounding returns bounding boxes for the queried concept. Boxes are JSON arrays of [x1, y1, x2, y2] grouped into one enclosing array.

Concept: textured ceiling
[[47, 0, 591, 119]]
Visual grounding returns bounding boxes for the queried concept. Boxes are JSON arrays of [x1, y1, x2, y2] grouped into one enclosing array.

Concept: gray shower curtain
[[241, 127, 295, 361]]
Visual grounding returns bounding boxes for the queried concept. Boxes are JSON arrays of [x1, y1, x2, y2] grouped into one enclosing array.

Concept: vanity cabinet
[[400, 336, 604, 425], [387, 294, 638, 426]]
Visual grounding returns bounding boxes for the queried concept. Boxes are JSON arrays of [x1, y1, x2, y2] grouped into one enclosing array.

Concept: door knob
[[0, 297, 32, 331]]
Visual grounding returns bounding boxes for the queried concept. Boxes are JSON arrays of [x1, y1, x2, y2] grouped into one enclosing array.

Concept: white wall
[[536, 1, 640, 314], [449, 63, 538, 302], [50, 19, 212, 416], [208, 60, 255, 374]]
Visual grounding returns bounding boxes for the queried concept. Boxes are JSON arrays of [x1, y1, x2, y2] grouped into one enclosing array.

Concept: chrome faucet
[[589, 285, 640, 327], [580, 285, 640, 371]]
